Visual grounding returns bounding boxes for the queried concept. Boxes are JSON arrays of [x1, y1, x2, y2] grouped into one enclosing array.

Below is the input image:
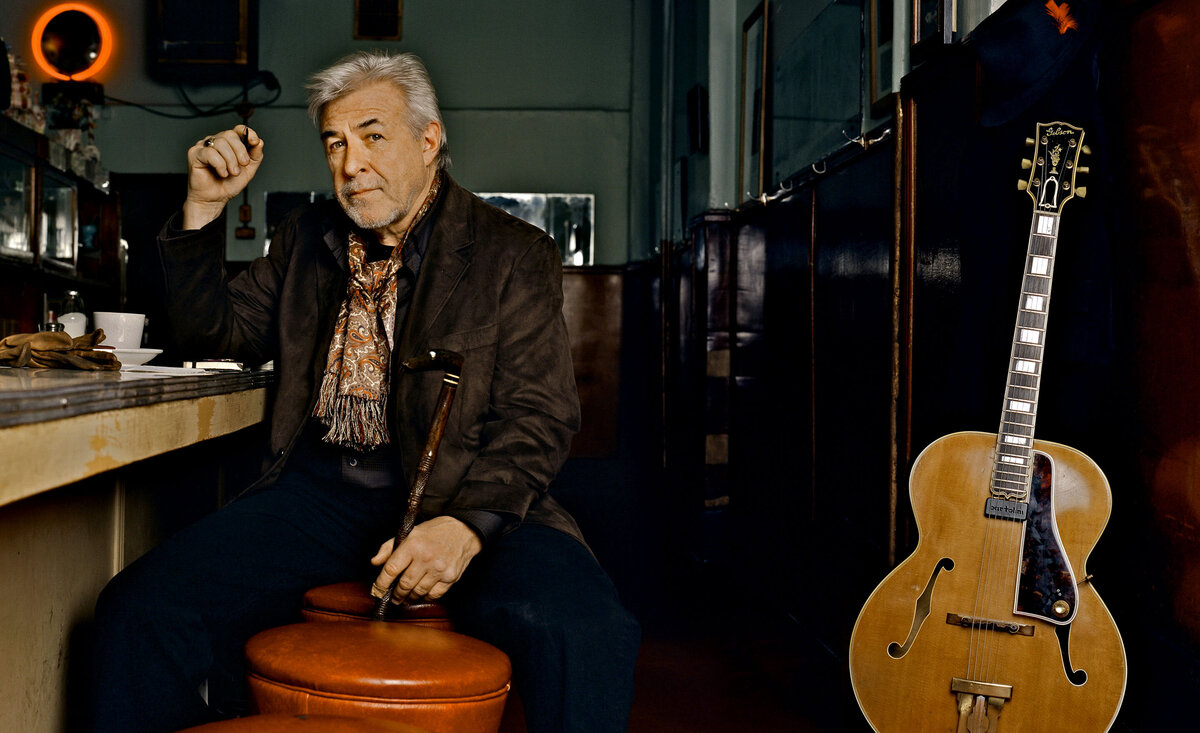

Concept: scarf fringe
[[314, 370, 391, 451]]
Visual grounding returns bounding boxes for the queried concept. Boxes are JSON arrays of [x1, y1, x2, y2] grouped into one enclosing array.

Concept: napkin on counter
[[0, 330, 121, 370]]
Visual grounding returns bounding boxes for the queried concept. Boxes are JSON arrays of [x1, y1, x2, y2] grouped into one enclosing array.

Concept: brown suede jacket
[[156, 175, 583, 542]]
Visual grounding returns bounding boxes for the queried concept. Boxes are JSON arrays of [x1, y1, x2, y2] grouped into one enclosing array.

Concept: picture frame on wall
[[738, 1, 768, 202], [912, 0, 955, 59], [869, 0, 895, 116]]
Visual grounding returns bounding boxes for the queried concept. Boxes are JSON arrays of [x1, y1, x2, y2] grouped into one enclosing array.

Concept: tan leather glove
[[0, 330, 121, 370]]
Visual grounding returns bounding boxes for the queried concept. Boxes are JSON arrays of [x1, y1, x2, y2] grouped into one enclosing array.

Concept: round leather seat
[[178, 713, 430, 731], [245, 622, 510, 733], [300, 582, 452, 630]]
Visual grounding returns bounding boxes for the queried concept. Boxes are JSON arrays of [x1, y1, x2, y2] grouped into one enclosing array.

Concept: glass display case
[[39, 171, 78, 268], [0, 152, 33, 262], [0, 115, 121, 337]]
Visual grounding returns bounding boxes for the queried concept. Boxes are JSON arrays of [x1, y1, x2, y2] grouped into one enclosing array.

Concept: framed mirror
[[739, 2, 768, 202]]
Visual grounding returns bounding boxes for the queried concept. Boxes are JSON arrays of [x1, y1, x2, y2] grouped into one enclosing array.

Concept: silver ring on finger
[[203, 137, 215, 147]]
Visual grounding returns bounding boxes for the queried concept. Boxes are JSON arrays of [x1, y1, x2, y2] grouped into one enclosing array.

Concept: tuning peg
[[1075, 186, 1087, 198], [1017, 180, 1029, 191], [1025, 137, 1036, 147], [1081, 145, 1092, 156], [1021, 159, 1032, 170], [1077, 166, 1090, 174]]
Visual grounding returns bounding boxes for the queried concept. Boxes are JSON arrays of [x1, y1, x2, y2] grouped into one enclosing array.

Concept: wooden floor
[[624, 576, 853, 733], [629, 632, 822, 732]]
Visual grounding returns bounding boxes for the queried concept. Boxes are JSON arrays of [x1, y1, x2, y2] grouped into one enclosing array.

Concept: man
[[93, 51, 640, 732]]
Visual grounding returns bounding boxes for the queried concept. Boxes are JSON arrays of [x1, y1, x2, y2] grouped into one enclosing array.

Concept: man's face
[[320, 80, 441, 244]]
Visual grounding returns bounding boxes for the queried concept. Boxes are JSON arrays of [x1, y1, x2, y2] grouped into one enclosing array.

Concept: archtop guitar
[[848, 122, 1127, 732]]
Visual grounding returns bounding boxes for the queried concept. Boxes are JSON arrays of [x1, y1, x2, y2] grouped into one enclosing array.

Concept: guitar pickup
[[985, 497, 1028, 521], [947, 613, 1035, 636]]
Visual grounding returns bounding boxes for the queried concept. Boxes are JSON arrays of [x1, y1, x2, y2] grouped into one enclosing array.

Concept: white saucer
[[113, 348, 163, 366]]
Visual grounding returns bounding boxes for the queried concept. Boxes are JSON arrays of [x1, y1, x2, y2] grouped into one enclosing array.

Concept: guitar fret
[[1025, 279, 1052, 295], [1030, 232, 1056, 250], [1013, 359, 1040, 374], [1002, 424, 1034, 437], [1018, 312, 1047, 328], [1010, 373, 1039, 388], [992, 476, 1028, 489], [995, 463, 1029, 476], [1008, 389, 1038, 403]]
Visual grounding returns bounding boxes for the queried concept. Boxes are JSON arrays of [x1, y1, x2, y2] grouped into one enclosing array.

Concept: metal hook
[[811, 160, 827, 175]]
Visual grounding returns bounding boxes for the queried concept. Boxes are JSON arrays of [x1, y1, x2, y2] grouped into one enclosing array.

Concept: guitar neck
[[990, 213, 1061, 503]]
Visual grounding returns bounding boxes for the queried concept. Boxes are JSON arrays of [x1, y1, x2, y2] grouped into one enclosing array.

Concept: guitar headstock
[[1018, 121, 1089, 215]]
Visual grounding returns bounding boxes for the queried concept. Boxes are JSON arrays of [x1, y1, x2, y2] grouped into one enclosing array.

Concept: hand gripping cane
[[373, 349, 465, 620]]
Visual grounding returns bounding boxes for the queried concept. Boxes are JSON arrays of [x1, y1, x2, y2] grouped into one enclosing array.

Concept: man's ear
[[422, 121, 441, 167]]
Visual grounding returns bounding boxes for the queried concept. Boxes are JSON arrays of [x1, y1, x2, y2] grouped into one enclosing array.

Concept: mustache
[[339, 182, 377, 199]]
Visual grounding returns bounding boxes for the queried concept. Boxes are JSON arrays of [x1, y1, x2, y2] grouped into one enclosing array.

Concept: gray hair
[[306, 51, 450, 169]]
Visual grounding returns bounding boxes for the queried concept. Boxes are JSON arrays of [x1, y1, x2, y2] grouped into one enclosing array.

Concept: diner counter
[[0, 366, 273, 507]]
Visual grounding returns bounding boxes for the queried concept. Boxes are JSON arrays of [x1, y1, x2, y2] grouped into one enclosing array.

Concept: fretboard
[[990, 212, 1061, 502]]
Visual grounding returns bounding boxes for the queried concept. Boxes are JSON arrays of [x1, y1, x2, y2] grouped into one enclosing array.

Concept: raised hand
[[182, 124, 265, 230]]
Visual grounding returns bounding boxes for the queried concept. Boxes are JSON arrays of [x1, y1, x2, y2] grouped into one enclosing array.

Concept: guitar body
[[849, 431, 1126, 732]]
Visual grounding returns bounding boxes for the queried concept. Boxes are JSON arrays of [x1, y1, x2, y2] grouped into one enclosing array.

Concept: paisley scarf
[[312, 172, 442, 450]]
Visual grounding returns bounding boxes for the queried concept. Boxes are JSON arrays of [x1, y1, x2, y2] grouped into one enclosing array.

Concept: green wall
[[2, 0, 651, 264]]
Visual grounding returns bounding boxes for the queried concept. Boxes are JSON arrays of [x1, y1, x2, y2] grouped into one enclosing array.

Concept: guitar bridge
[[947, 613, 1035, 637]]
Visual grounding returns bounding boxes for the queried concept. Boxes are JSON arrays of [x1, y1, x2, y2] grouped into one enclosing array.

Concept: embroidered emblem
[[1044, 0, 1079, 35]]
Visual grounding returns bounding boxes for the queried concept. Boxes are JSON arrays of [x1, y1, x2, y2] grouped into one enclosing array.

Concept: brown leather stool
[[244, 622, 510, 733], [178, 713, 430, 732], [300, 582, 452, 630]]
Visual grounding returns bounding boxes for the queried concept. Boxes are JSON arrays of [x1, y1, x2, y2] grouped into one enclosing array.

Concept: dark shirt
[[172, 193, 504, 544], [304, 194, 506, 544]]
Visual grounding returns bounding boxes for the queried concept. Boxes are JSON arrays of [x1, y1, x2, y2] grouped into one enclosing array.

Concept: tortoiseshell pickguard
[[1016, 451, 1077, 622]]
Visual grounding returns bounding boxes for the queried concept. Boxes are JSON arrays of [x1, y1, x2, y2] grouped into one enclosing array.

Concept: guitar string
[[980, 222, 1056, 688], [967, 514, 992, 681], [993, 511, 1025, 684], [973, 227, 1046, 685]]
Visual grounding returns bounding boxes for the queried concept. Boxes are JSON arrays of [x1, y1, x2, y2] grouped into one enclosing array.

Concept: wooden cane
[[373, 349, 465, 620]]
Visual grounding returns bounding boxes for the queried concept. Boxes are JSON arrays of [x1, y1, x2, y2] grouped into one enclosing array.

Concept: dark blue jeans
[[92, 460, 639, 732]]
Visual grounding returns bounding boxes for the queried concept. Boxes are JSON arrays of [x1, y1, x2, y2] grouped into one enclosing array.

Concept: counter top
[[0, 366, 274, 428], [0, 366, 273, 506]]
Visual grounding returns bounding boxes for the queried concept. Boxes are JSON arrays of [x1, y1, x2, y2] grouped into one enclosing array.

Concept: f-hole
[[888, 558, 954, 658], [1055, 624, 1088, 685]]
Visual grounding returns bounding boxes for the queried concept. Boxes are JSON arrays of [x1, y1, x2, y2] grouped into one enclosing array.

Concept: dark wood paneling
[[562, 269, 622, 459]]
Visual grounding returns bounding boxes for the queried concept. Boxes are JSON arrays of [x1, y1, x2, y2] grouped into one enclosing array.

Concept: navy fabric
[[92, 459, 638, 732]]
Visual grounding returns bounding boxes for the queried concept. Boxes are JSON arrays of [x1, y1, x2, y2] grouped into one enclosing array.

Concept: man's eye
[[369, 133, 384, 141], [327, 140, 344, 152]]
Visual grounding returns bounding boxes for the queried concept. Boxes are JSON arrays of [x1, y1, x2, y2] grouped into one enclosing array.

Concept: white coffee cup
[[94, 312, 146, 349]]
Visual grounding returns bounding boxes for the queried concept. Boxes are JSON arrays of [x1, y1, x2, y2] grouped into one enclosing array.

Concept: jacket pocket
[[421, 322, 498, 354]]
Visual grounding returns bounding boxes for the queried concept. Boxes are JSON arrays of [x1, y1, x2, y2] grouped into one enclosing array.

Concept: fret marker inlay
[[1025, 295, 1045, 311], [1019, 329, 1041, 344], [1031, 257, 1050, 275], [1015, 360, 1037, 373], [1037, 215, 1054, 235], [1009, 400, 1032, 413]]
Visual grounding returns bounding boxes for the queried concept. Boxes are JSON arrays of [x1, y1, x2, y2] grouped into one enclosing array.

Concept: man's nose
[[342, 137, 369, 177]]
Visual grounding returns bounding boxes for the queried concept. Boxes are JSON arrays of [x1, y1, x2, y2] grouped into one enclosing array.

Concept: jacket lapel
[[395, 179, 474, 361], [310, 209, 351, 392]]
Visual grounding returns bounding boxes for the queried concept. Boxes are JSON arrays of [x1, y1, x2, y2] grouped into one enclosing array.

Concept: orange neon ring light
[[31, 3, 114, 81]]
